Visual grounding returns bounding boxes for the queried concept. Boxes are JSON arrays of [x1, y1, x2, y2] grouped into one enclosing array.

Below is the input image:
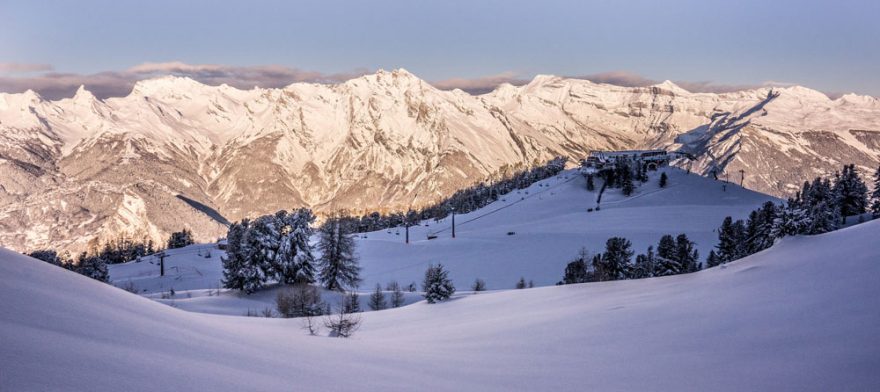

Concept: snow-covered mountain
[[1, 69, 878, 252], [3, 217, 879, 390]]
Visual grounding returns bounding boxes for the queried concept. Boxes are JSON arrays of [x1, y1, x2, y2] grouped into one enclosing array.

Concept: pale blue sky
[[1, 0, 878, 98]]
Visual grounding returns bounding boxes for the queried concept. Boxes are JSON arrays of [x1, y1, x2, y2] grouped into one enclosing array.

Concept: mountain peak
[[130, 75, 206, 97], [72, 85, 97, 102], [652, 80, 689, 94]]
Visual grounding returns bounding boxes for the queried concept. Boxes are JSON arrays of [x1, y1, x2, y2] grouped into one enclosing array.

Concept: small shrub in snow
[[471, 278, 486, 292], [324, 305, 361, 338], [276, 284, 325, 318], [422, 264, 455, 304]]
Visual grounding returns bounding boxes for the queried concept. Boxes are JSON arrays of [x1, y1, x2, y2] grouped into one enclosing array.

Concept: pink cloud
[[0, 63, 54, 74], [0, 62, 370, 100]]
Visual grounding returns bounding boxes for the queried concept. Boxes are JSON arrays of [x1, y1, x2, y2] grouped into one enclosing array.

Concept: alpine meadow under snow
[[106, 167, 776, 317], [2, 215, 879, 390]]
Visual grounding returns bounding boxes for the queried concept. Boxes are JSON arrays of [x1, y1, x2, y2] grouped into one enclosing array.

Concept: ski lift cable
[[427, 175, 579, 236]]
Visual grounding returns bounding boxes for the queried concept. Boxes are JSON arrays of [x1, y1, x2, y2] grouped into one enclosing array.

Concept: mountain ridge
[[1, 69, 878, 253]]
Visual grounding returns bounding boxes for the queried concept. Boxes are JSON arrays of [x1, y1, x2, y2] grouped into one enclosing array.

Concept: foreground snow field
[[3, 219, 879, 391], [109, 168, 777, 317]]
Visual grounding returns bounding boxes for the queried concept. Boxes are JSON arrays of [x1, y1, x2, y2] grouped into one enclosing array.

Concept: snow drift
[[2, 218, 879, 390]]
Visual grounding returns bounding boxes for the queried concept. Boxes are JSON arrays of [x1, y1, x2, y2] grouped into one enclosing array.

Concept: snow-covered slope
[[109, 167, 777, 315], [4, 218, 880, 390], [2, 70, 878, 253]]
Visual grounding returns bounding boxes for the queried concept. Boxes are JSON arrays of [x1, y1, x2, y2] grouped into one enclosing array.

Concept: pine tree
[[619, 159, 635, 196], [834, 164, 869, 219], [654, 234, 679, 276], [872, 165, 880, 218], [632, 245, 655, 279], [562, 249, 591, 284], [318, 218, 361, 291], [807, 178, 840, 234], [471, 278, 487, 291], [276, 209, 317, 284], [388, 281, 406, 307], [594, 237, 633, 281], [716, 217, 746, 263], [706, 250, 721, 268], [659, 172, 668, 188], [221, 220, 250, 291], [748, 201, 779, 253], [515, 277, 526, 289], [674, 234, 700, 273], [343, 291, 361, 313], [237, 215, 280, 294], [422, 264, 456, 303], [368, 284, 387, 311]]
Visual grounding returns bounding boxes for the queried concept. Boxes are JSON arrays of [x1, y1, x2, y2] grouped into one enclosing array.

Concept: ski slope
[[108, 168, 776, 315], [356, 166, 775, 289], [3, 219, 880, 391]]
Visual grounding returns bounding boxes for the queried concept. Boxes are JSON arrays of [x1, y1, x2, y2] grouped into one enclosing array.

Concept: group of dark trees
[[596, 157, 654, 196], [27, 250, 110, 282], [166, 228, 194, 249], [710, 163, 880, 268], [560, 233, 700, 284], [331, 157, 567, 233], [28, 226, 197, 285], [89, 234, 158, 264], [222, 209, 361, 294]]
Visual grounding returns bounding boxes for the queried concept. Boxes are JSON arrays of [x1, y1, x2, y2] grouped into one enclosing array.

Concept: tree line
[[559, 163, 880, 284], [330, 157, 567, 233]]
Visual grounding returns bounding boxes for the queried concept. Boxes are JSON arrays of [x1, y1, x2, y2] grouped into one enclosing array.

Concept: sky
[[1, 0, 878, 99]]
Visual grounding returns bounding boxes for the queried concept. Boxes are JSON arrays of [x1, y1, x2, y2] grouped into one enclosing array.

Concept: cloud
[[431, 72, 529, 95], [0, 63, 54, 74], [0, 62, 370, 100], [573, 71, 657, 88]]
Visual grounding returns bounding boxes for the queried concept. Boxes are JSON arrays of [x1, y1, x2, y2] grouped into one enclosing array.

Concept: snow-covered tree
[[318, 218, 361, 291], [221, 219, 251, 291], [276, 209, 317, 284], [746, 201, 780, 253], [716, 217, 746, 263], [675, 234, 700, 273], [423, 264, 456, 304], [833, 164, 869, 219], [631, 245, 655, 279], [72, 253, 109, 282], [806, 178, 840, 234], [654, 234, 678, 276]]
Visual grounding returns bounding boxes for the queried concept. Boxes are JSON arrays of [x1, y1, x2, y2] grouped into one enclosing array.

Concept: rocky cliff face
[[1, 69, 878, 253]]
